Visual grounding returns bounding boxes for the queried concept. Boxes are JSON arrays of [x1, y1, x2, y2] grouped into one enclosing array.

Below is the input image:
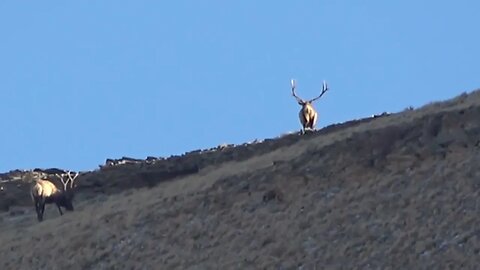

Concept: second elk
[[30, 171, 79, 222], [291, 79, 329, 134]]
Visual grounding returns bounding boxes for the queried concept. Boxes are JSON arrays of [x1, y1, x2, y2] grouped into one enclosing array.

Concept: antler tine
[[56, 173, 69, 190], [67, 171, 80, 188], [291, 79, 304, 103], [309, 80, 329, 103], [66, 171, 79, 180]]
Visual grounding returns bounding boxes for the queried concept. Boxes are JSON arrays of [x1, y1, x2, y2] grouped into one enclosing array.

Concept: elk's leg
[[57, 203, 63, 216], [33, 198, 38, 212], [34, 199, 42, 222], [38, 199, 45, 222], [299, 112, 308, 135], [40, 203, 45, 221], [310, 112, 318, 130]]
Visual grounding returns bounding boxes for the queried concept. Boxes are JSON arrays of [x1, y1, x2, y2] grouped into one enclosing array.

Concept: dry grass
[[0, 89, 480, 269]]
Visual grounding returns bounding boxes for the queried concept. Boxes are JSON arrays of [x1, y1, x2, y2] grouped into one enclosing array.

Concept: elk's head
[[55, 171, 79, 211], [291, 79, 329, 106]]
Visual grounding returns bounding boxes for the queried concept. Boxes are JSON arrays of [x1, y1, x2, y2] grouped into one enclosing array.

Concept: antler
[[66, 171, 79, 188], [308, 80, 329, 103], [291, 79, 305, 104], [55, 171, 80, 190], [56, 173, 69, 190]]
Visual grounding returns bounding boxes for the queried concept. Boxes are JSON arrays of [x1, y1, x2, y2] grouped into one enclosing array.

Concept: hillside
[[1, 89, 480, 269]]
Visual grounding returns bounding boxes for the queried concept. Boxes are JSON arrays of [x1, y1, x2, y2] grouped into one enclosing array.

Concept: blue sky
[[0, 1, 478, 172]]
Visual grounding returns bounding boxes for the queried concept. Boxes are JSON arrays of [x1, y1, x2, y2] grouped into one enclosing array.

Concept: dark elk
[[291, 79, 329, 134], [30, 171, 79, 222]]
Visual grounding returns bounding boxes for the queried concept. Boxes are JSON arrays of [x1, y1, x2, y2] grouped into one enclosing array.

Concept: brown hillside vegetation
[[1, 90, 480, 269]]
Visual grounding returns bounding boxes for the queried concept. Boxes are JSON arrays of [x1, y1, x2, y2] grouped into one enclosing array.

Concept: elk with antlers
[[291, 79, 329, 134], [30, 171, 79, 222]]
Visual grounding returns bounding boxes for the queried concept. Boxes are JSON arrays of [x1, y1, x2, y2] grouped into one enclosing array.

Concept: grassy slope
[[1, 90, 480, 269]]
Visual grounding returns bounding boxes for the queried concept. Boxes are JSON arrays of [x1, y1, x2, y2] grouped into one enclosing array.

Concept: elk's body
[[298, 102, 318, 131], [30, 172, 78, 222], [291, 79, 329, 134]]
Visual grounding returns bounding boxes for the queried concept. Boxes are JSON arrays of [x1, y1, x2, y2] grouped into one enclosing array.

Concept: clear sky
[[0, 1, 478, 172]]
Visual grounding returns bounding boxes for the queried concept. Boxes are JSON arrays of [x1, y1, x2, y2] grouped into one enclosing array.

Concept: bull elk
[[291, 79, 329, 134], [30, 171, 79, 222]]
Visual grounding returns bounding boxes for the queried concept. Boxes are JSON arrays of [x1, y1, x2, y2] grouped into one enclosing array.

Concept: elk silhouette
[[291, 79, 329, 134], [30, 171, 79, 222]]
